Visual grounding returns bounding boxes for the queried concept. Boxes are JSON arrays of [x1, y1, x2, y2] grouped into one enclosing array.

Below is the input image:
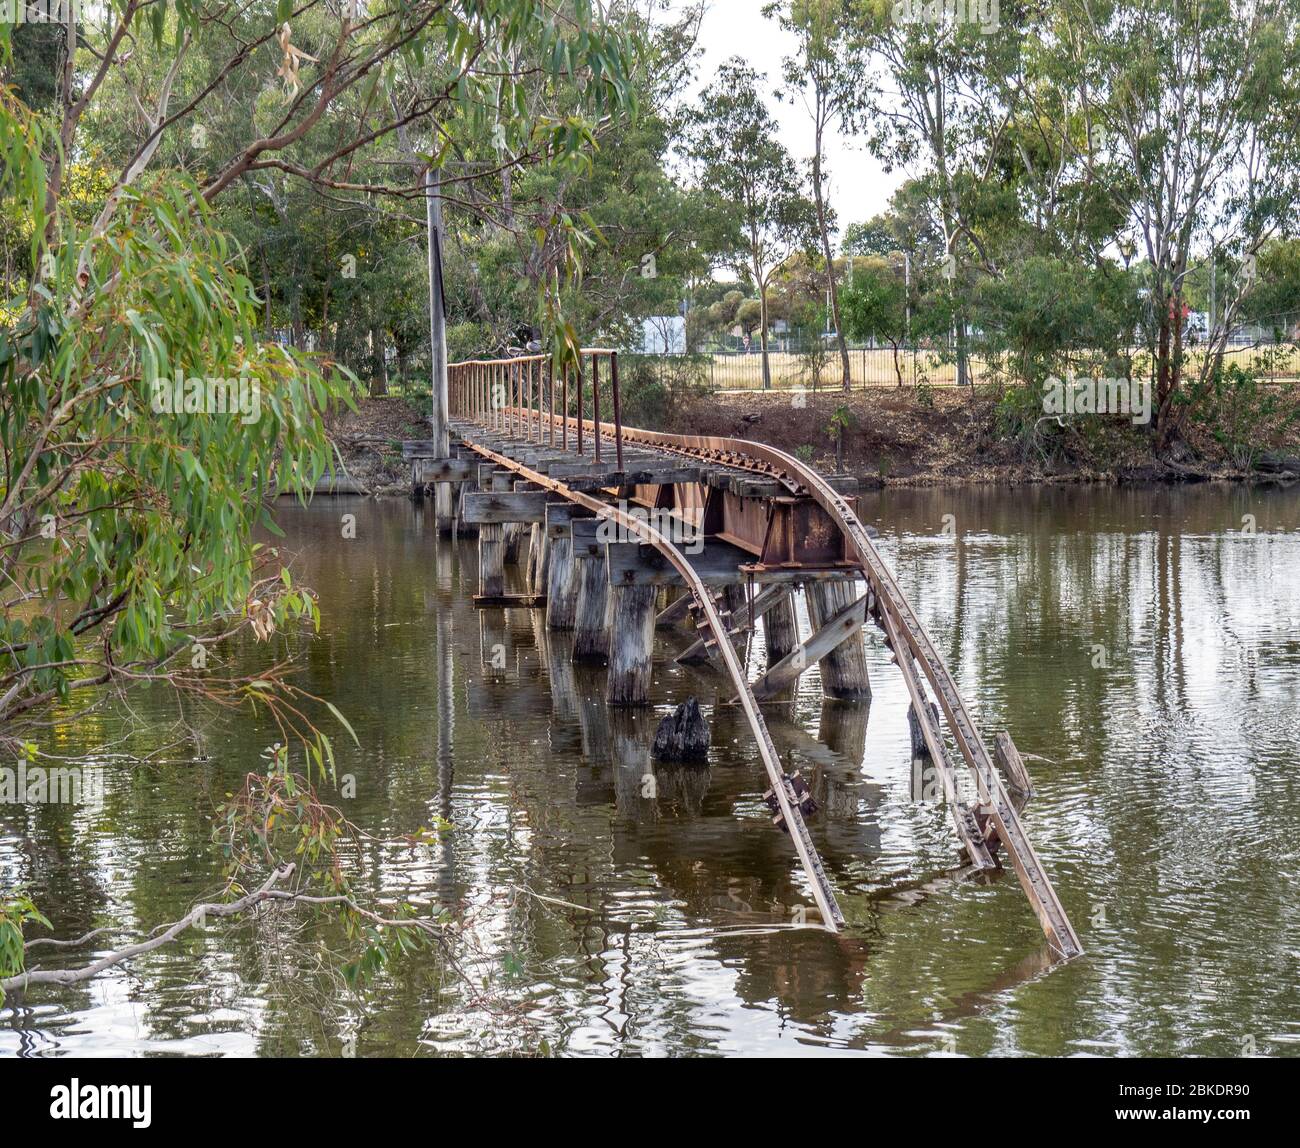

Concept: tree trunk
[[369, 324, 388, 397], [261, 249, 273, 339], [759, 282, 772, 390], [955, 317, 969, 387], [1156, 292, 1186, 451], [812, 146, 851, 393], [1155, 295, 1173, 448]]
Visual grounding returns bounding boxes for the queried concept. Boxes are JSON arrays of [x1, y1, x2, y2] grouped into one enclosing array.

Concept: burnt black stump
[[652, 697, 710, 763]]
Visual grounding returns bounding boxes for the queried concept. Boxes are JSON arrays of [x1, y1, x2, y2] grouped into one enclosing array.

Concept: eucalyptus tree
[[842, 216, 898, 257], [853, 1, 1032, 385], [686, 59, 817, 389], [1239, 239, 1300, 329], [1050, 0, 1300, 447], [767, 0, 868, 392], [0, 1, 635, 746], [840, 256, 910, 385], [447, 23, 723, 352], [461, 3, 716, 354]]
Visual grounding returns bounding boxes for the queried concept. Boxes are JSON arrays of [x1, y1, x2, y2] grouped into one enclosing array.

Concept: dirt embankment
[[323, 398, 432, 495], [328, 387, 1300, 495], [663, 388, 1300, 487]]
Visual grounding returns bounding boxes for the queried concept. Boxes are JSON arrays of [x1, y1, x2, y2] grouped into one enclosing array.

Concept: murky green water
[[4, 483, 1299, 1057]]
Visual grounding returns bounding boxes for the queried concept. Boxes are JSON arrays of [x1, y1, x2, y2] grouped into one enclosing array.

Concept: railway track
[[441, 363, 1081, 960]]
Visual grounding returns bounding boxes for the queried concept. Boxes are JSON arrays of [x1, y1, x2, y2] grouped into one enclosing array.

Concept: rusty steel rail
[[449, 368, 1082, 959]]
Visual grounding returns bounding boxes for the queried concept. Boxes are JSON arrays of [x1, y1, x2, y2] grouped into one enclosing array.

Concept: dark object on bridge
[[652, 698, 710, 762]]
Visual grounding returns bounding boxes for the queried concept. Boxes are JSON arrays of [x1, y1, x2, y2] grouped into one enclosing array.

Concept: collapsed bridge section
[[404, 350, 1081, 959]]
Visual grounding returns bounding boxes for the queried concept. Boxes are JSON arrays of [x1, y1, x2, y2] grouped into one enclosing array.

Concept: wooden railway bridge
[[405, 349, 1082, 959]]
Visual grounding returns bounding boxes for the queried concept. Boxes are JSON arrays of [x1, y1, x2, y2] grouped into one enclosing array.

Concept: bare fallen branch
[[24, 926, 123, 951], [1, 864, 296, 993]]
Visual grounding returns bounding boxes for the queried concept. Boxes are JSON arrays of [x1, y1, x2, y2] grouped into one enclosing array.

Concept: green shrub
[[1, 890, 49, 1004], [994, 382, 1063, 462], [615, 353, 710, 428], [1183, 353, 1300, 469], [446, 321, 491, 364]]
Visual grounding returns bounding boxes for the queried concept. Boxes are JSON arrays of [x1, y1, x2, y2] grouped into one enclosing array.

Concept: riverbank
[[328, 384, 1300, 495], [324, 397, 433, 495], [663, 386, 1300, 487]]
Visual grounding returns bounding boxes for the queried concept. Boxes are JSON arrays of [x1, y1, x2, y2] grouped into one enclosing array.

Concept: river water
[[3, 483, 1298, 1057]]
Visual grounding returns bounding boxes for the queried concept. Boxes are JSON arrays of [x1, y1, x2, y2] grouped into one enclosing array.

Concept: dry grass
[[703, 344, 1300, 392]]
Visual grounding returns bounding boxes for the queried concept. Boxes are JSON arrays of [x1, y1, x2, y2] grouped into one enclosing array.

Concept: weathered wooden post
[[453, 465, 478, 537], [561, 364, 569, 450], [908, 700, 940, 760], [544, 503, 583, 630], [503, 479, 533, 566], [655, 587, 694, 630], [459, 476, 549, 602], [763, 590, 799, 664], [488, 473, 522, 566], [720, 583, 748, 625], [527, 358, 535, 441], [652, 697, 710, 762], [804, 581, 871, 700], [525, 522, 540, 587], [479, 521, 504, 598], [571, 517, 610, 661], [547, 359, 555, 448], [527, 523, 545, 592], [606, 581, 656, 706], [609, 350, 624, 471], [434, 482, 455, 536]]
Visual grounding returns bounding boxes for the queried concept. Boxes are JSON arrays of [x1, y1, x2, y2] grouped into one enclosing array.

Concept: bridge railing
[[449, 349, 625, 469]]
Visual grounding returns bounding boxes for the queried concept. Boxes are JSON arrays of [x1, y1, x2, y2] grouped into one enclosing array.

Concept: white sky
[[682, 0, 907, 240]]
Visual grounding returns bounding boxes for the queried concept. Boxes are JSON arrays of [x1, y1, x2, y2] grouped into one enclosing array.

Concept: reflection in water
[[2, 484, 1299, 1056]]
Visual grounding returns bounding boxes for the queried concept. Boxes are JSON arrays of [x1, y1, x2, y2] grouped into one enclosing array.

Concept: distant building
[[642, 316, 686, 354]]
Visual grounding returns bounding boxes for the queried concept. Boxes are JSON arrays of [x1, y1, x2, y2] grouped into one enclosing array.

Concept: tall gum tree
[[768, 0, 868, 393], [686, 59, 816, 390], [854, 1, 1030, 386], [1052, 0, 1300, 449]]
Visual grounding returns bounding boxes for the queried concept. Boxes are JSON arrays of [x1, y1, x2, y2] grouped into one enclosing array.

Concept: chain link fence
[[631, 319, 1300, 393]]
